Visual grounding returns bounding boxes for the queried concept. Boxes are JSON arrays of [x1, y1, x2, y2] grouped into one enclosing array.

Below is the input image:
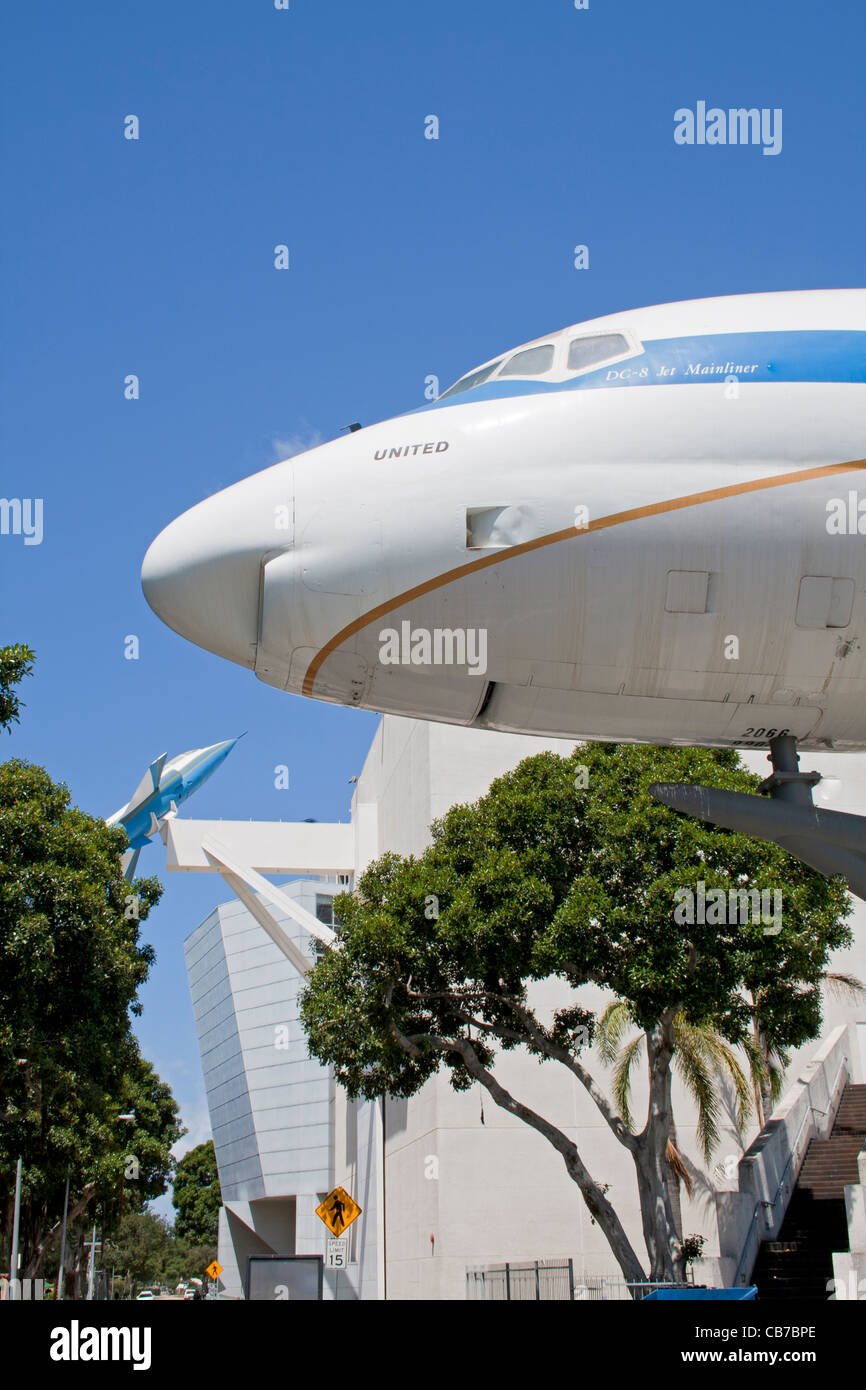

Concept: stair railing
[[732, 1054, 848, 1286]]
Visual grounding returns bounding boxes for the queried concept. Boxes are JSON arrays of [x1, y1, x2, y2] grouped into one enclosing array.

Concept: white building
[[184, 879, 380, 1301], [178, 717, 866, 1299]]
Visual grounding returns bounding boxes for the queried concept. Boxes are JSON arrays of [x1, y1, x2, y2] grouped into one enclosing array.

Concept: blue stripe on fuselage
[[416, 330, 866, 412]]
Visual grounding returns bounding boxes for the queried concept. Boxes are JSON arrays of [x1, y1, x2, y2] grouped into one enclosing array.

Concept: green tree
[[0, 643, 34, 732], [162, 1235, 218, 1288], [20, 1041, 184, 1282], [300, 743, 851, 1288], [102, 1208, 218, 1296], [0, 757, 177, 1275], [742, 958, 864, 1126], [172, 1140, 221, 1244], [102, 1210, 174, 1292]]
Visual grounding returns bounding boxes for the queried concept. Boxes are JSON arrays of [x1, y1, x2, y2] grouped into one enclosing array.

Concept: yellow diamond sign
[[206, 1261, 223, 1280], [315, 1186, 362, 1237]]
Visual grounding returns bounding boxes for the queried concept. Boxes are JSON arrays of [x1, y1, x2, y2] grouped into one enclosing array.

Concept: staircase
[[752, 1084, 866, 1299]]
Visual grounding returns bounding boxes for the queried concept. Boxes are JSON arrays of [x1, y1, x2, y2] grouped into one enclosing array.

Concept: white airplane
[[142, 290, 866, 895]]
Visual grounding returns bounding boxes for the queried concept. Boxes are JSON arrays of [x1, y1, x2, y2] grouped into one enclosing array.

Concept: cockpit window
[[438, 327, 639, 403], [498, 344, 555, 377], [438, 358, 504, 400], [567, 332, 630, 372]]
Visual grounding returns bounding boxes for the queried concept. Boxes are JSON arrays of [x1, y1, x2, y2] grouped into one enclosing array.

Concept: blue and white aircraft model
[[108, 738, 241, 878]]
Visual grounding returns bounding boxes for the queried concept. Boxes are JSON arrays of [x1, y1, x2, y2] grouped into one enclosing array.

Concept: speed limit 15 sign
[[325, 1238, 349, 1269]]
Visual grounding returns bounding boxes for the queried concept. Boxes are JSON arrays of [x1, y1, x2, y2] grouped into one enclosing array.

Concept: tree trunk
[[755, 1021, 773, 1125], [22, 1183, 96, 1279], [633, 1016, 687, 1283], [73, 1231, 86, 1299], [561, 1146, 649, 1288], [405, 1027, 651, 1289], [665, 1122, 685, 1244], [481, 1061, 649, 1286]]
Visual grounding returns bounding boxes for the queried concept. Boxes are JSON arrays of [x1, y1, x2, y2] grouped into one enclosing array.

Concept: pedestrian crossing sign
[[315, 1186, 362, 1237]]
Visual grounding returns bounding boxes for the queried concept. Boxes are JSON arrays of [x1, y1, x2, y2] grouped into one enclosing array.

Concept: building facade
[[184, 879, 379, 1300], [182, 717, 866, 1298]]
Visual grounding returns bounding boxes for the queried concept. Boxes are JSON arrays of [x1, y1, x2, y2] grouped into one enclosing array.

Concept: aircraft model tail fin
[[109, 752, 168, 825], [121, 847, 142, 882]]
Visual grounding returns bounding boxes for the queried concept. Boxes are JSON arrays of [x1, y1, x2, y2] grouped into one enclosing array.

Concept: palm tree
[[746, 971, 865, 1127], [595, 1001, 754, 1245]]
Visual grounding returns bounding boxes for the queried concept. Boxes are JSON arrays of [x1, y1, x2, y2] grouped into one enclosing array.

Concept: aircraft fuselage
[[142, 290, 866, 752]]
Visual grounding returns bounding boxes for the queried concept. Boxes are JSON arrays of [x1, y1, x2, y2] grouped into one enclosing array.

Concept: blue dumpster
[[643, 1287, 757, 1300]]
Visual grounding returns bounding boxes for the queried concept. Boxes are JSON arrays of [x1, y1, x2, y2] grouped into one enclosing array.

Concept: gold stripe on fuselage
[[301, 458, 866, 699]]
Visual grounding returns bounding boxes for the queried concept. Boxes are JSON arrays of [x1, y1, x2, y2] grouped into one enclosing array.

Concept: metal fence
[[466, 1261, 695, 1301]]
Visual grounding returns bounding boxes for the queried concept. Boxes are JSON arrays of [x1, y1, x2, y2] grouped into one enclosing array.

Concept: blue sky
[[2, 0, 864, 1205]]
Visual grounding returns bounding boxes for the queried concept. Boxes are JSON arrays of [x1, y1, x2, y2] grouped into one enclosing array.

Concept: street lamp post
[[56, 1167, 71, 1301], [8, 1157, 22, 1301], [85, 1225, 101, 1301]]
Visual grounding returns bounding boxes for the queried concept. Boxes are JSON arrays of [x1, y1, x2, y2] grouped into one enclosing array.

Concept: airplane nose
[[141, 493, 265, 669]]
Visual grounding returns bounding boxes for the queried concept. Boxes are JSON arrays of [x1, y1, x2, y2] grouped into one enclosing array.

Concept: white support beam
[[210, 863, 310, 976], [162, 818, 353, 876], [200, 835, 337, 978]]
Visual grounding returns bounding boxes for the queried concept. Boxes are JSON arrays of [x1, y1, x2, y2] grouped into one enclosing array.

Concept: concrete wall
[[833, 1145, 866, 1300], [350, 719, 866, 1299]]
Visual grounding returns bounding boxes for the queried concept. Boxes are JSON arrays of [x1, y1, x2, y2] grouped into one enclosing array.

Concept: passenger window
[[567, 333, 630, 372], [439, 358, 505, 399], [498, 344, 555, 377]]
